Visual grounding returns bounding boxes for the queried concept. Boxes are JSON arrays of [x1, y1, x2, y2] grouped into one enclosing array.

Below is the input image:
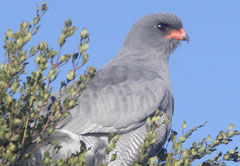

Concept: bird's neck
[[108, 50, 172, 90], [116, 48, 171, 64]]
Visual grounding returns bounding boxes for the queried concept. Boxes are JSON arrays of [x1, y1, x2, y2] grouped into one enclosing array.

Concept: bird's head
[[121, 13, 189, 59]]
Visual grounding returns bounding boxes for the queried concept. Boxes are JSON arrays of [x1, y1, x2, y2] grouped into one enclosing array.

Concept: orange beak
[[164, 28, 189, 43]]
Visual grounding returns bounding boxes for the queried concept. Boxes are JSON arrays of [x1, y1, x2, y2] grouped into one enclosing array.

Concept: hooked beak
[[164, 28, 189, 43]]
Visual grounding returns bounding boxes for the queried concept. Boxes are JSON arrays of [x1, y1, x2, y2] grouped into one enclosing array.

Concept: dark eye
[[157, 23, 168, 30]]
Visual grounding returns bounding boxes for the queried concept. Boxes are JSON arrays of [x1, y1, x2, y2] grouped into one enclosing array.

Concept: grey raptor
[[23, 13, 189, 166]]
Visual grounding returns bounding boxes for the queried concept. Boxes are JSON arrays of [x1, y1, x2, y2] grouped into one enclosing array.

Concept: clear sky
[[1, 1, 240, 165]]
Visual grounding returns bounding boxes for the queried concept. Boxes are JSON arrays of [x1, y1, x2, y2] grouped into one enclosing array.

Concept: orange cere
[[164, 28, 187, 40]]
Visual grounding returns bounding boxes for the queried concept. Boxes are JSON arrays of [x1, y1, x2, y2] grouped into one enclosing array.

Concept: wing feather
[[57, 64, 172, 134]]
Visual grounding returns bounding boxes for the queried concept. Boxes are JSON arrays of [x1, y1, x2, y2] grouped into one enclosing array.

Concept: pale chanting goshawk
[[23, 13, 189, 166]]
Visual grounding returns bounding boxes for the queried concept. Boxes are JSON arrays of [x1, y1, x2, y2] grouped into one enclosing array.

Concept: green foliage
[[133, 109, 169, 166], [42, 140, 88, 166], [0, 2, 95, 165], [99, 133, 120, 166], [132, 112, 240, 166], [141, 121, 240, 166]]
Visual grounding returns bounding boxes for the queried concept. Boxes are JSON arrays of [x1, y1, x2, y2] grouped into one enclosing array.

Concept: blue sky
[[1, 1, 240, 165]]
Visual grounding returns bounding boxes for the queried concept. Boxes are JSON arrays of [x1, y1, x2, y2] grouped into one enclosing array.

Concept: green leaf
[[10, 134, 19, 141], [70, 87, 76, 96], [228, 123, 234, 130], [48, 69, 55, 80], [68, 100, 76, 109], [80, 27, 88, 39], [47, 127, 54, 135], [87, 67, 96, 77], [13, 119, 21, 125], [79, 43, 89, 54], [35, 136, 41, 144], [4, 94, 13, 104], [148, 156, 157, 166], [0, 81, 7, 89], [9, 142, 16, 152], [182, 121, 187, 130], [16, 38, 24, 49], [108, 133, 114, 143], [6, 29, 13, 38], [65, 19, 72, 27], [67, 70, 75, 81], [58, 34, 66, 47], [179, 136, 186, 143], [54, 110, 61, 120], [60, 55, 66, 62], [23, 31, 32, 43], [110, 153, 117, 162], [227, 131, 234, 138], [207, 134, 211, 142], [105, 142, 115, 155], [41, 1, 48, 11]]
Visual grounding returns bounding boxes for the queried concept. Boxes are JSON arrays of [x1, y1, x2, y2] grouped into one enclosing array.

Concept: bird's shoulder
[[88, 64, 162, 90]]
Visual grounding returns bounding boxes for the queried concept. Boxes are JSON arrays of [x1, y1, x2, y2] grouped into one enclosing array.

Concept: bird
[[23, 13, 189, 166]]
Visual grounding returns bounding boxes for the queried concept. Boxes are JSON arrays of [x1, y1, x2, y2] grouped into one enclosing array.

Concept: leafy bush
[[0, 2, 95, 165]]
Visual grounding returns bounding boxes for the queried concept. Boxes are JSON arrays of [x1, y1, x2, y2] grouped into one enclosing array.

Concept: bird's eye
[[157, 23, 168, 30]]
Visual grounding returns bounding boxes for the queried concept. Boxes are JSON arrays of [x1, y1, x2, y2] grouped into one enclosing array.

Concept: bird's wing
[[57, 64, 172, 134]]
